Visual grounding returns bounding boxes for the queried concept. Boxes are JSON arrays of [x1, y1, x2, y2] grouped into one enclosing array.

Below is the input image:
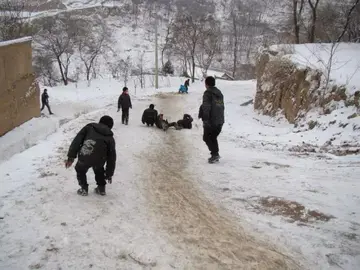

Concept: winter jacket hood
[[90, 123, 113, 136]]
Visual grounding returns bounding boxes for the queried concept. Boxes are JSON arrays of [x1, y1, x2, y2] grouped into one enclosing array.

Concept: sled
[[178, 84, 188, 94]]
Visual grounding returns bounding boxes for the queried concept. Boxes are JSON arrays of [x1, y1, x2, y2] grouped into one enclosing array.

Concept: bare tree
[[227, 0, 266, 78], [0, 0, 35, 41], [292, 0, 305, 43], [336, 0, 360, 42], [121, 56, 132, 86], [135, 52, 146, 88], [33, 53, 57, 86], [171, 14, 208, 82], [307, 0, 320, 43], [196, 16, 222, 77], [161, 19, 174, 68], [347, 3, 360, 42], [35, 15, 88, 85], [78, 20, 111, 82]]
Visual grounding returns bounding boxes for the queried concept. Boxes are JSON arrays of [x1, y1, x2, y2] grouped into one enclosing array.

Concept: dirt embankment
[[254, 48, 359, 124]]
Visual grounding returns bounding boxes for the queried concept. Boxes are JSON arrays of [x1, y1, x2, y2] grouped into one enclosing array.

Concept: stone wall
[[0, 37, 40, 136]]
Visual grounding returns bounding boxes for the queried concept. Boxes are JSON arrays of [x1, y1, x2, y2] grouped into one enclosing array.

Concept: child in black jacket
[[65, 116, 116, 196]]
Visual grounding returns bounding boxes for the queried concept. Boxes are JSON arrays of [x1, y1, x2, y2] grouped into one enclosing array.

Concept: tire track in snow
[[141, 94, 302, 270]]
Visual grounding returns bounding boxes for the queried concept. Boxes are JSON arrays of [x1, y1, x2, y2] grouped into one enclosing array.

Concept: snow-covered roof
[[0, 37, 32, 48]]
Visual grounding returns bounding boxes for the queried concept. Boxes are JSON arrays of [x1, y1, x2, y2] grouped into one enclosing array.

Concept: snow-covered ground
[[0, 78, 359, 269], [0, 76, 183, 162], [271, 43, 360, 95]]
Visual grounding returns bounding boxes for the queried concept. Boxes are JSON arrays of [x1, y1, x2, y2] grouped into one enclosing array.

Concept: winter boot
[[77, 187, 88, 196], [94, 186, 106, 196], [208, 154, 220, 164]]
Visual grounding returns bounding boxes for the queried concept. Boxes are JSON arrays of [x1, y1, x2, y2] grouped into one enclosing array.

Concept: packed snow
[[0, 77, 359, 269], [271, 43, 360, 95]]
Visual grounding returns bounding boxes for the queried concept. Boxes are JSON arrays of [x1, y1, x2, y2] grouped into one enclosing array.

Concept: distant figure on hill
[[168, 114, 193, 130], [200, 76, 225, 164], [41, 89, 53, 115], [65, 115, 116, 196], [118, 87, 132, 125], [142, 104, 158, 126]]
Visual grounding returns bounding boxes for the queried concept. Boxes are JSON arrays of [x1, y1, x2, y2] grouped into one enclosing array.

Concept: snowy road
[[1, 79, 359, 269], [0, 92, 299, 269], [141, 95, 300, 269]]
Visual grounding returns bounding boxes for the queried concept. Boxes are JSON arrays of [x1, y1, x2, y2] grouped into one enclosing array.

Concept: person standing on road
[[65, 115, 116, 196], [41, 89, 53, 115], [118, 87, 132, 125], [200, 76, 225, 163]]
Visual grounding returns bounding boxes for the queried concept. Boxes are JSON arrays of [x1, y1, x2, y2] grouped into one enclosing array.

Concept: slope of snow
[[0, 76, 183, 162], [272, 43, 360, 95], [0, 78, 359, 269]]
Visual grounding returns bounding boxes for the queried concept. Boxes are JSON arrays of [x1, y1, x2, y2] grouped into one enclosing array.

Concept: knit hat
[[99, 115, 114, 129]]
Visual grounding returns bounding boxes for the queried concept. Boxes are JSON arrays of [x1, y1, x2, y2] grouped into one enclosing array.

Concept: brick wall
[[0, 37, 40, 136]]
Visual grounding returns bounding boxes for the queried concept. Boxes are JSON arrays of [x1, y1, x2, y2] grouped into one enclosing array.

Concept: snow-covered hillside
[[0, 78, 359, 269], [273, 43, 360, 95]]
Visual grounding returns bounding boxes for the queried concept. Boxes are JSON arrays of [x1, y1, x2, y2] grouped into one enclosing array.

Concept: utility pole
[[155, 15, 159, 89]]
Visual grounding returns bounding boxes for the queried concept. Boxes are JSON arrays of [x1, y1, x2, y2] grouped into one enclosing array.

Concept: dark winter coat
[[184, 79, 190, 89], [177, 114, 193, 129], [201, 86, 225, 127], [118, 93, 132, 110], [142, 108, 158, 124], [198, 105, 203, 119], [41, 92, 49, 104], [67, 123, 116, 177]]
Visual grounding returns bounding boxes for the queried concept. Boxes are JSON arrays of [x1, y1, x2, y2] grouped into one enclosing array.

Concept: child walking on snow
[[118, 87, 132, 125], [65, 115, 117, 196]]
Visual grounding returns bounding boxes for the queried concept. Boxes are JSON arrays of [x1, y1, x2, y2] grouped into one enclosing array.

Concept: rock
[[60, 222, 67, 226], [308, 120, 318, 130], [347, 113, 358, 119], [254, 49, 358, 123]]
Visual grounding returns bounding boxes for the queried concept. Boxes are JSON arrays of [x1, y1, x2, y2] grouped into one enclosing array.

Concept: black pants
[[122, 108, 129, 124], [203, 125, 222, 156], [75, 161, 106, 190], [41, 102, 53, 114]]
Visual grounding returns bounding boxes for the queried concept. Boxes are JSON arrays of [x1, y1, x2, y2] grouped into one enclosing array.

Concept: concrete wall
[[0, 37, 40, 136]]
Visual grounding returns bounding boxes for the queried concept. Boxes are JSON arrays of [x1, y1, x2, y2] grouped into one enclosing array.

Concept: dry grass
[[257, 196, 334, 223]]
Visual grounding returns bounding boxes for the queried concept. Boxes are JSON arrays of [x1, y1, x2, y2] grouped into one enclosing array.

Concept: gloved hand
[[117, 108, 120, 112], [105, 175, 112, 184], [65, 158, 74, 168]]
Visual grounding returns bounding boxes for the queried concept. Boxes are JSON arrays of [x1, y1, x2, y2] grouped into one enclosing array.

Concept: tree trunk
[[56, 56, 67, 85], [191, 55, 195, 83], [232, 14, 238, 78], [293, 0, 300, 43], [307, 0, 320, 43]]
